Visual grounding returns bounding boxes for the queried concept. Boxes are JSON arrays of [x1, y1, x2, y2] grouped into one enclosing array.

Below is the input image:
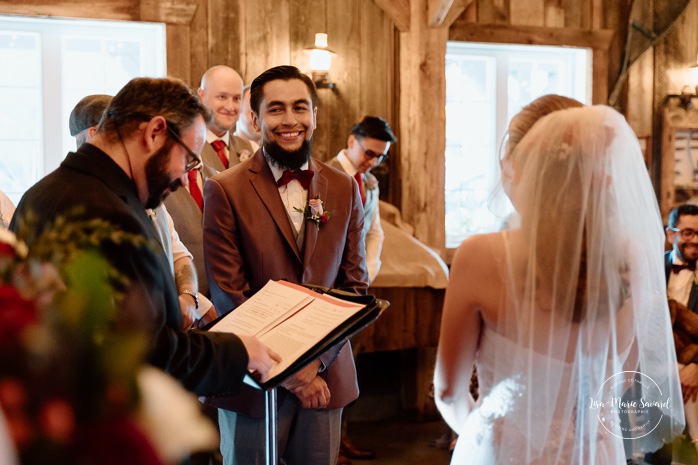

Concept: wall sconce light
[[666, 55, 698, 110], [305, 33, 336, 90]]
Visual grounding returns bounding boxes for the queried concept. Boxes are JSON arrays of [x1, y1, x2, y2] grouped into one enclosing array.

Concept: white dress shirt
[[266, 157, 309, 235], [335, 150, 384, 282], [667, 250, 695, 306]]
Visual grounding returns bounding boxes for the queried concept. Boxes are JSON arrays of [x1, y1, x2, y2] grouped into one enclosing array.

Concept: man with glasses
[[326, 116, 396, 464], [328, 116, 396, 284], [647, 203, 698, 464], [68, 93, 216, 329], [11, 77, 279, 400]]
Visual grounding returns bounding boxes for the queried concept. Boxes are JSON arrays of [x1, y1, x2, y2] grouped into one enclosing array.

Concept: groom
[[202, 65, 369, 465]]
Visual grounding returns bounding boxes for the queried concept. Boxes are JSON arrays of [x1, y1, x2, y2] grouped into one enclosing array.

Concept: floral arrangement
[[0, 214, 216, 465], [295, 195, 331, 230]]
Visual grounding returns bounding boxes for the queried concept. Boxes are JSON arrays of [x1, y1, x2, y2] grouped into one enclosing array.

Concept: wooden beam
[[398, 0, 447, 253], [449, 22, 614, 51], [140, 1, 197, 25], [372, 0, 410, 32], [0, 1, 138, 21], [428, 0, 472, 28]]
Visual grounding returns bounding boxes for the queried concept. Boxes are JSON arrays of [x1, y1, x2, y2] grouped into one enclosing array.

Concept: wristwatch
[[179, 289, 199, 309]]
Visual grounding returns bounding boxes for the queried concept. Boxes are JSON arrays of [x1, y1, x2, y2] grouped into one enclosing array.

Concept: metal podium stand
[[265, 387, 278, 465]]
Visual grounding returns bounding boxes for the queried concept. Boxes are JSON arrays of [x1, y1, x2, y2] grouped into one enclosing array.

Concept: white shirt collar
[[336, 149, 358, 176], [671, 250, 688, 265], [206, 129, 229, 146]]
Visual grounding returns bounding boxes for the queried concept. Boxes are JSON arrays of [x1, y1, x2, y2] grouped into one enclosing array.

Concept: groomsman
[[646, 204, 698, 464], [198, 65, 254, 170], [203, 65, 369, 465], [327, 116, 396, 284]]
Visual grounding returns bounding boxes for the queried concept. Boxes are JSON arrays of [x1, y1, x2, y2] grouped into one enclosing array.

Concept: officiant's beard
[[144, 141, 184, 210], [263, 139, 312, 171]]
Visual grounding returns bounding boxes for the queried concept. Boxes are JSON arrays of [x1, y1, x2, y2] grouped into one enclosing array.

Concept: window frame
[[444, 22, 614, 262], [0, 15, 165, 203]]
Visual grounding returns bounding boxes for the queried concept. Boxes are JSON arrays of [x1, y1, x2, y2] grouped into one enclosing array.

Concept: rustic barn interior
[[1, 1, 697, 464]]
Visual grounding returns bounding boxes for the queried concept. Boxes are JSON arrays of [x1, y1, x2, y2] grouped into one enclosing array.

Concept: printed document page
[[259, 292, 365, 378], [209, 280, 314, 336]]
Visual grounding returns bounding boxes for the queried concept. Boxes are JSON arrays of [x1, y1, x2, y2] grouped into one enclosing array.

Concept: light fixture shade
[[309, 49, 332, 72], [692, 54, 698, 87]]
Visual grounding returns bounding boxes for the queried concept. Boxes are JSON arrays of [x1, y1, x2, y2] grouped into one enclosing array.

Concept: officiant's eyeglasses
[[669, 227, 698, 240], [357, 139, 389, 164], [166, 121, 202, 172]]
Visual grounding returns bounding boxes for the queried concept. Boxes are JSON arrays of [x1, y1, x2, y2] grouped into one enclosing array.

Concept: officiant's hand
[[238, 335, 282, 383], [680, 363, 698, 403], [290, 377, 331, 409]]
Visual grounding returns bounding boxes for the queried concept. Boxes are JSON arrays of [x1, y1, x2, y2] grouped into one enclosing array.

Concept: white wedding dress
[[451, 330, 625, 465]]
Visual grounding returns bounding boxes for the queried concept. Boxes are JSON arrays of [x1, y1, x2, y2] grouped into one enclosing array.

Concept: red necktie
[[355, 172, 366, 205], [211, 139, 229, 169], [277, 170, 315, 190], [187, 169, 203, 212]]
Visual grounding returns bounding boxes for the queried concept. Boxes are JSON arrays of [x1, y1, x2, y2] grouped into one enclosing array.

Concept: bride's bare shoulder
[[452, 231, 506, 267]]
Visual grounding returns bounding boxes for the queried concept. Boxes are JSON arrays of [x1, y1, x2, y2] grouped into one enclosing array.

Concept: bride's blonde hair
[[506, 94, 584, 158]]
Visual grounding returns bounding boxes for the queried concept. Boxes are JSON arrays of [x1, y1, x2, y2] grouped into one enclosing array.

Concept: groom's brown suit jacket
[[202, 149, 369, 417]]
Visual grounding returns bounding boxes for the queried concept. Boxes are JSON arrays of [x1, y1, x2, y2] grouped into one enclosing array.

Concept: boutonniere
[[365, 175, 378, 191], [295, 195, 332, 230], [238, 149, 253, 162]]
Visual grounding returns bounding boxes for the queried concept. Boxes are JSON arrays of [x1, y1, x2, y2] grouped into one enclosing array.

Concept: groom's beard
[[263, 139, 312, 171]]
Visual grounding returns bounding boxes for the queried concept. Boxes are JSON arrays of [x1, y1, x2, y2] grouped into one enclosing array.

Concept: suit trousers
[[218, 394, 342, 465]]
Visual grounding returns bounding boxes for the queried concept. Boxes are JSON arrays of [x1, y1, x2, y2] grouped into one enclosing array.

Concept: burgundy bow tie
[[277, 169, 314, 190], [672, 263, 697, 274]]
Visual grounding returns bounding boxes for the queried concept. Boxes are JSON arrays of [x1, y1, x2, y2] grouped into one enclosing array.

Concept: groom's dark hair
[[250, 65, 318, 116], [668, 204, 698, 229]]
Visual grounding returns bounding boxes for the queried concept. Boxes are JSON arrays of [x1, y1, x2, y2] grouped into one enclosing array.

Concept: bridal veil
[[440, 105, 684, 464]]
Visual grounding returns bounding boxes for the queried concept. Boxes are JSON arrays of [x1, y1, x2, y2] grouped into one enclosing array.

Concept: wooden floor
[[348, 418, 452, 465]]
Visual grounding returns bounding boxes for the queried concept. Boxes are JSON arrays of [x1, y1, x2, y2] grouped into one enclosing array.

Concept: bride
[[434, 105, 684, 464]]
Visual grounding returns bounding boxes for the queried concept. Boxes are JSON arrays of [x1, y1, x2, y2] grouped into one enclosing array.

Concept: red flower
[[0, 242, 16, 257], [0, 285, 37, 345]]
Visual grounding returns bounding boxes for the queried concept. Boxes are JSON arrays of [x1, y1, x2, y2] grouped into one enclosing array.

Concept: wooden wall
[[0, 0, 396, 165], [1, 0, 696, 252]]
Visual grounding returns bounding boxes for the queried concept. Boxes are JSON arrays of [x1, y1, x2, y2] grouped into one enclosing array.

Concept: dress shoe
[[336, 452, 352, 465], [340, 437, 376, 460]]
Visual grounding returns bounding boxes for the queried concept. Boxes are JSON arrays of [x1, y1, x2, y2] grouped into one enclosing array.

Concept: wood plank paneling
[[167, 24, 191, 83], [207, 0, 243, 74], [372, 0, 410, 31], [626, 50, 654, 137], [544, 0, 564, 28], [561, 0, 586, 28], [319, 0, 360, 161], [510, 0, 544, 26], [477, 0, 508, 24], [241, 0, 291, 83], [653, 0, 698, 213], [188, 0, 207, 87], [360, 287, 444, 352], [140, 1, 196, 24]]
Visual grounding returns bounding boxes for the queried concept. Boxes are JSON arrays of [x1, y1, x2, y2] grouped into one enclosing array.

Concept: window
[[0, 15, 165, 204], [445, 42, 590, 248]]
